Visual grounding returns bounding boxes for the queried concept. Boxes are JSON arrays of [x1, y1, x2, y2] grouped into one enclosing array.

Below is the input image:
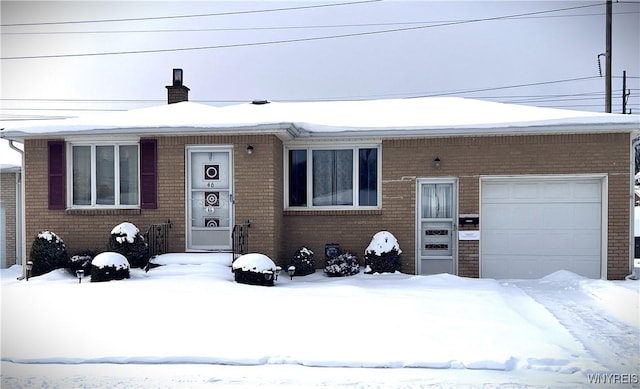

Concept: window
[[287, 146, 379, 209], [69, 143, 139, 207]]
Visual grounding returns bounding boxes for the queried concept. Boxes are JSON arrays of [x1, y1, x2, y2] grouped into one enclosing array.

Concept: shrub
[[29, 231, 68, 277], [67, 250, 95, 276], [324, 252, 360, 277], [106, 222, 149, 269], [289, 247, 315, 277], [91, 252, 130, 282], [232, 253, 280, 286], [364, 231, 402, 274]]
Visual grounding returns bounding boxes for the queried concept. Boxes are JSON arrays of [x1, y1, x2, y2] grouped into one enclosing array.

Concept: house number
[[207, 182, 216, 188]]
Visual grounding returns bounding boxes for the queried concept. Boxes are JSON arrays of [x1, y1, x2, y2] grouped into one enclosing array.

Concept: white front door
[[186, 146, 233, 251], [417, 179, 457, 275]]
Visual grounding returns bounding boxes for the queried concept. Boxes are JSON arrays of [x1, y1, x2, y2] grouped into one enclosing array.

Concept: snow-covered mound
[[365, 231, 402, 255], [92, 252, 129, 270], [232, 253, 278, 273]]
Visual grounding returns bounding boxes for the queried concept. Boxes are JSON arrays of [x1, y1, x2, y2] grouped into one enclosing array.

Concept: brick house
[[2, 70, 638, 279]]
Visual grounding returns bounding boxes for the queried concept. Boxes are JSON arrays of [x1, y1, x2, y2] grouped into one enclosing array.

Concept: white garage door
[[481, 176, 604, 279]]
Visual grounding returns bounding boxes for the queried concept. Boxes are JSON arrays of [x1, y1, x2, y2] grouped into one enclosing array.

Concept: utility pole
[[605, 0, 612, 113], [623, 70, 627, 114]]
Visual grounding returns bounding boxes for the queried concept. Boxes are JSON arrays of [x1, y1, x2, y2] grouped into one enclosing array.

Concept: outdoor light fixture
[[246, 145, 254, 155], [287, 265, 296, 280], [275, 266, 282, 281], [76, 269, 85, 284], [25, 261, 33, 281], [433, 157, 441, 170]]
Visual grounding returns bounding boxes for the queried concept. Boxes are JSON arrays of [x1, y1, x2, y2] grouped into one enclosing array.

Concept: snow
[[36, 231, 58, 242], [110, 221, 139, 244], [91, 252, 129, 270], [1, 253, 638, 388], [365, 230, 402, 255], [231, 253, 278, 273], [1, 98, 637, 140]]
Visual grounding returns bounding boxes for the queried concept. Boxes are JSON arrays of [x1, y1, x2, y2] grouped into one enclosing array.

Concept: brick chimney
[[166, 68, 190, 104]]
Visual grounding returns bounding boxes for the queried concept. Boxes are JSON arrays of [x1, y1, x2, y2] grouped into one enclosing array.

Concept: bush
[[289, 247, 315, 276], [91, 252, 130, 282], [364, 231, 402, 274], [232, 253, 280, 286], [106, 222, 149, 269], [67, 250, 95, 276], [324, 252, 360, 277], [29, 231, 68, 277]]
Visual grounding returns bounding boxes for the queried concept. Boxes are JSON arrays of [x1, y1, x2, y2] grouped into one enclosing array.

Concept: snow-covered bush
[[364, 231, 402, 274], [232, 253, 280, 286], [67, 250, 95, 276], [106, 222, 149, 269], [289, 247, 315, 277], [91, 252, 130, 282], [324, 252, 360, 277], [28, 231, 68, 277]]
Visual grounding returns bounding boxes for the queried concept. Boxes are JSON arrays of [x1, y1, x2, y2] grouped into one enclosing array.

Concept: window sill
[[65, 208, 142, 216], [284, 209, 382, 216]]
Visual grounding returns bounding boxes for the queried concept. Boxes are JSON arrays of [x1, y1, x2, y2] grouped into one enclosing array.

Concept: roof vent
[[251, 100, 270, 105]]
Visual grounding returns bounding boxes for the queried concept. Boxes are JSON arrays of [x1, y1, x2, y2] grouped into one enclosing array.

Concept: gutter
[[6, 138, 27, 280]]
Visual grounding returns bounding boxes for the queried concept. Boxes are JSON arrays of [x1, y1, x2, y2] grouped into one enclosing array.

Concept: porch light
[[25, 261, 33, 281], [76, 269, 85, 284], [433, 157, 441, 170], [287, 265, 295, 280], [246, 145, 254, 155]]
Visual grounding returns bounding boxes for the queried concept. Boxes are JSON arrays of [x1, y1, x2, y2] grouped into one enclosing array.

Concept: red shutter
[[48, 140, 66, 210], [140, 138, 157, 209]]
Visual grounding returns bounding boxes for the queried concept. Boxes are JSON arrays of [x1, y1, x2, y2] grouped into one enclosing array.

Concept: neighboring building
[[1, 70, 639, 279], [0, 164, 22, 268]]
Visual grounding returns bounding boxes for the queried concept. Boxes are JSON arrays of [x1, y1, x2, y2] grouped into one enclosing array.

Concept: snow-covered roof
[[1, 97, 638, 140]]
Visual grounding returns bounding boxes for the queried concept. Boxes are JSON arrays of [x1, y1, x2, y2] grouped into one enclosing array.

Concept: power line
[[0, 3, 606, 60], [0, 0, 381, 27], [5, 11, 639, 35]]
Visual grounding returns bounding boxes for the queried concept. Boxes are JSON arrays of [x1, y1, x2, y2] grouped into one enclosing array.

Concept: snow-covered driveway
[[1, 254, 638, 388]]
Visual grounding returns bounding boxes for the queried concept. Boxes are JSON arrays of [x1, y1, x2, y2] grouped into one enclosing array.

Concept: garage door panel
[[481, 177, 603, 279]]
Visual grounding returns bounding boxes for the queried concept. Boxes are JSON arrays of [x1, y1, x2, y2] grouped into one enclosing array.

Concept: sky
[[0, 0, 639, 164], [1, 252, 638, 387]]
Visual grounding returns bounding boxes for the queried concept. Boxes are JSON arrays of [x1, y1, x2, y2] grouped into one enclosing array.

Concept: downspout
[[8, 140, 26, 279]]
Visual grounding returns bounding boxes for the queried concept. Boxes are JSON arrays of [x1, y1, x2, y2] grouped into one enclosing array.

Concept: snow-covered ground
[[1, 253, 638, 388]]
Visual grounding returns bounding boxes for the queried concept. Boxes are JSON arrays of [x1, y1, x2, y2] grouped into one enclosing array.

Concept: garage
[[481, 175, 605, 279]]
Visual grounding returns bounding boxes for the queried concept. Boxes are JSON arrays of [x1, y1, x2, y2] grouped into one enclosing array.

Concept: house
[[0, 163, 23, 268], [1, 69, 638, 280]]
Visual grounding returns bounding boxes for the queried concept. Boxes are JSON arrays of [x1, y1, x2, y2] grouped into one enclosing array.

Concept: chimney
[[166, 68, 190, 104]]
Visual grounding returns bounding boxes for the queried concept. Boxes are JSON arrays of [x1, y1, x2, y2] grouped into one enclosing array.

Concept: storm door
[[186, 146, 233, 251], [418, 179, 457, 275]]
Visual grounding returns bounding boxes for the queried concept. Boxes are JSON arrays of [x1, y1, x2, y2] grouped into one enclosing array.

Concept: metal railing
[[146, 220, 171, 258], [232, 220, 250, 261]]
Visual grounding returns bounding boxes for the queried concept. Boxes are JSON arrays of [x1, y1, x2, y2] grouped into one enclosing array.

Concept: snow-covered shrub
[[28, 231, 68, 277], [106, 222, 149, 269], [324, 252, 360, 277], [91, 252, 130, 282], [289, 247, 315, 276], [364, 231, 402, 274], [67, 250, 95, 276], [232, 253, 280, 286]]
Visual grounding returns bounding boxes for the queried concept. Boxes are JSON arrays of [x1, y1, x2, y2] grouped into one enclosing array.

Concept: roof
[[0, 164, 21, 173], [1, 97, 638, 140]]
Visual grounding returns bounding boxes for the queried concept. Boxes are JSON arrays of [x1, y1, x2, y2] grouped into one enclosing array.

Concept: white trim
[[283, 143, 382, 211], [65, 141, 141, 210], [479, 174, 608, 279], [416, 177, 459, 276]]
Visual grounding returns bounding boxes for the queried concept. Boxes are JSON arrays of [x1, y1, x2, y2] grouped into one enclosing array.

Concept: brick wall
[[0, 171, 18, 268], [23, 132, 631, 279], [282, 133, 631, 279]]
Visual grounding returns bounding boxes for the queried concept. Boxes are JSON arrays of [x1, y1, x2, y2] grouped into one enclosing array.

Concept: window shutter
[[48, 140, 66, 210], [140, 138, 157, 209]]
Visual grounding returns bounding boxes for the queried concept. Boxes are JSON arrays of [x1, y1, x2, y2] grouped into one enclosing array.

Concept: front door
[[418, 179, 457, 275], [186, 146, 233, 251]]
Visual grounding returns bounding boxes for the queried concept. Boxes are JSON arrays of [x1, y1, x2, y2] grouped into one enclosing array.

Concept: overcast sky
[[1, 0, 639, 164]]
